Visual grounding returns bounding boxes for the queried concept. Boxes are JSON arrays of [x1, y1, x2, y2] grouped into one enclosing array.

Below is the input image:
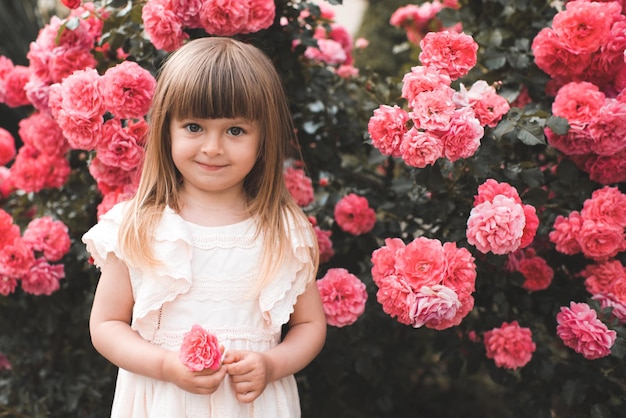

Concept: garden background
[[1, 0, 625, 417]]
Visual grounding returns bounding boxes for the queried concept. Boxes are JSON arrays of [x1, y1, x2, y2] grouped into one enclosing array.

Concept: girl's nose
[[201, 135, 223, 156]]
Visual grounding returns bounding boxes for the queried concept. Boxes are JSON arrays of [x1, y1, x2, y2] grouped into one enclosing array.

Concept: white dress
[[82, 202, 316, 418]]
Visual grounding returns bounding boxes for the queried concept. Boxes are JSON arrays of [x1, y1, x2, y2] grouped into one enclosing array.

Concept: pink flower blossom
[[419, 31, 478, 80], [102, 61, 156, 120], [335, 64, 359, 79], [313, 225, 334, 264], [401, 66, 451, 106], [0, 238, 35, 279], [142, 0, 188, 52], [0, 209, 20, 248], [18, 112, 68, 156], [586, 151, 626, 185], [21, 258, 64, 296], [556, 301, 616, 360], [371, 238, 406, 286], [410, 285, 461, 329], [581, 259, 626, 295], [399, 127, 443, 168], [168, 0, 204, 28], [550, 212, 583, 255], [593, 293, 626, 324], [581, 186, 626, 228], [3, 65, 31, 108], [474, 178, 522, 206], [242, 0, 275, 33], [22, 217, 71, 262], [179, 324, 222, 371], [552, 0, 617, 54], [436, 107, 484, 162], [334, 193, 376, 235], [375, 274, 414, 326], [0, 275, 18, 296], [317, 268, 368, 327], [520, 204, 539, 249], [199, 0, 250, 36], [518, 255, 554, 291], [0, 167, 14, 199], [61, 0, 81, 9], [442, 242, 476, 295], [396, 237, 446, 289], [577, 219, 625, 260], [458, 80, 511, 128], [97, 188, 134, 219], [589, 100, 626, 156], [484, 321, 536, 369], [304, 39, 348, 66], [531, 28, 592, 80], [552, 82, 605, 124], [9, 145, 70, 193], [0, 128, 16, 166], [284, 167, 314, 207], [97, 119, 145, 171], [545, 123, 594, 156], [467, 194, 526, 255], [355, 38, 369, 49], [88, 156, 138, 195], [368, 105, 409, 158], [410, 86, 456, 131]]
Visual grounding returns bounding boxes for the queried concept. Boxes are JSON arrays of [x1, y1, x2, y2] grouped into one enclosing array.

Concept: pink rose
[[199, 0, 250, 36], [0, 275, 18, 297], [97, 119, 145, 172], [549, 212, 583, 255], [410, 285, 461, 329], [531, 28, 592, 80], [518, 255, 554, 291], [419, 31, 478, 80], [371, 238, 406, 286], [18, 112, 68, 156], [552, 0, 616, 54], [466, 195, 526, 255], [409, 86, 456, 131], [589, 100, 626, 156], [0, 209, 20, 248], [3, 65, 31, 108], [552, 82, 605, 123], [21, 258, 64, 296], [168, 0, 204, 28], [484, 321, 536, 369], [88, 156, 137, 195], [142, 0, 188, 52], [581, 259, 626, 295], [442, 242, 477, 295], [243, 0, 275, 33], [368, 105, 409, 158], [577, 219, 625, 260], [458, 80, 510, 128], [586, 151, 626, 185], [0, 128, 16, 166], [401, 65, 451, 106], [9, 145, 70, 193], [334, 193, 376, 235], [284, 167, 314, 207], [545, 123, 594, 156], [593, 292, 626, 324], [179, 324, 222, 372], [22, 216, 71, 262], [0, 238, 35, 279], [581, 186, 626, 228], [396, 237, 446, 290], [313, 226, 334, 264], [375, 274, 414, 326], [556, 302, 616, 360], [304, 39, 348, 66], [437, 107, 484, 162], [519, 204, 539, 249], [317, 268, 368, 327], [474, 178, 522, 206], [0, 167, 14, 199], [399, 127, 443, 168], [102, 61, 156, 120]]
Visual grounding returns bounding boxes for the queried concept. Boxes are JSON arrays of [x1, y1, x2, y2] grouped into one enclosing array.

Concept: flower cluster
[[368, 31, 509, 168], [0, 210, 69, 296], [179, 324, 222, 372], [556, 302, 616, 360], [316, 268, 368, 327], [550, 186, 626, 260], [142, 0, 276, 52], [466, 179, 538, 255], [371, 237, 476, 330], [483, 321, 536, 370], [284, 166, 314, 207], [532, 0, 626, 184], [390, 0, 461, 45], [333, 193, 376, 236], [580, 260, 626, 324]]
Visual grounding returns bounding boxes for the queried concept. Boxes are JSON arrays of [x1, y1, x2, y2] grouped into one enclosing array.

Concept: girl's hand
[[163, 350, 227, 394], [222, 350, 271, 403]]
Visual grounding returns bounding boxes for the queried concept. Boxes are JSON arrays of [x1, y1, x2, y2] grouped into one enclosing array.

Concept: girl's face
[[170, 117, 261, 199]]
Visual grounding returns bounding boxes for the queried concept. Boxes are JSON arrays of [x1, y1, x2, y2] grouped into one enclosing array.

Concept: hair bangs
[[165, 47, 267, 123]]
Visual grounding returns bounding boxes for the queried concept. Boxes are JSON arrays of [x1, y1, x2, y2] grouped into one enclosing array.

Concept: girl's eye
[[184, 123, 202, 133], [227, 126, 244, 136]]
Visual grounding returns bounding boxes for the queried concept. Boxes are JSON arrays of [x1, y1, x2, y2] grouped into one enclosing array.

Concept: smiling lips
[[196, 161, 227, 171]]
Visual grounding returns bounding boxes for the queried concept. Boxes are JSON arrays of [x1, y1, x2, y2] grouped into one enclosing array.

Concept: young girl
[[84, 37, 326, 417]]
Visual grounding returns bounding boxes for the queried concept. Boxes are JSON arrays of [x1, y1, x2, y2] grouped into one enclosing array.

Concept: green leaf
[[546, 115, 570, 135]]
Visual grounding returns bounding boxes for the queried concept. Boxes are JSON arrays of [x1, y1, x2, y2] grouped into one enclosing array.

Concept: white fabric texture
[[82, 202, 316, 418]]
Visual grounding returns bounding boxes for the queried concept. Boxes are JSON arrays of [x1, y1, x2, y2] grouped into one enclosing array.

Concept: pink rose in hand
[[179, 325, 221, 372]]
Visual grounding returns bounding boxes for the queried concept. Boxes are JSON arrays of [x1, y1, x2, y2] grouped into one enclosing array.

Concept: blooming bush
[[0, 0, 625, 417]]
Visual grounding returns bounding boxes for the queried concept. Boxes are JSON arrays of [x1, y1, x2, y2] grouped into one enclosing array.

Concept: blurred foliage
[[0, 0, 625, 417]]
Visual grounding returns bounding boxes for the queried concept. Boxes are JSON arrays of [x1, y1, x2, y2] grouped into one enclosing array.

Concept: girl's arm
[[89, 252, 227, 394], [223, 279, 327, 402]]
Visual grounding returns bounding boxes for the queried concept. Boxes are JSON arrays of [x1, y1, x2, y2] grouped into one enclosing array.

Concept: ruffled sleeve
[[259, 212, 316, 330], [82, 204, 194, 329]]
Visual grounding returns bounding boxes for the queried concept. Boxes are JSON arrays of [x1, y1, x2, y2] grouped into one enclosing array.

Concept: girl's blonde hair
[[118, 37, 318, 291]]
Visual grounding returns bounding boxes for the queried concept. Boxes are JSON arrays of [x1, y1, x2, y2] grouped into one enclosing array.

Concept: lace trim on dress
[[152, 326, 278, 348]]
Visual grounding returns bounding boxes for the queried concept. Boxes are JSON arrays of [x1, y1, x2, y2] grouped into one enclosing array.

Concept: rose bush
[[0, 0, 625, 417]]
